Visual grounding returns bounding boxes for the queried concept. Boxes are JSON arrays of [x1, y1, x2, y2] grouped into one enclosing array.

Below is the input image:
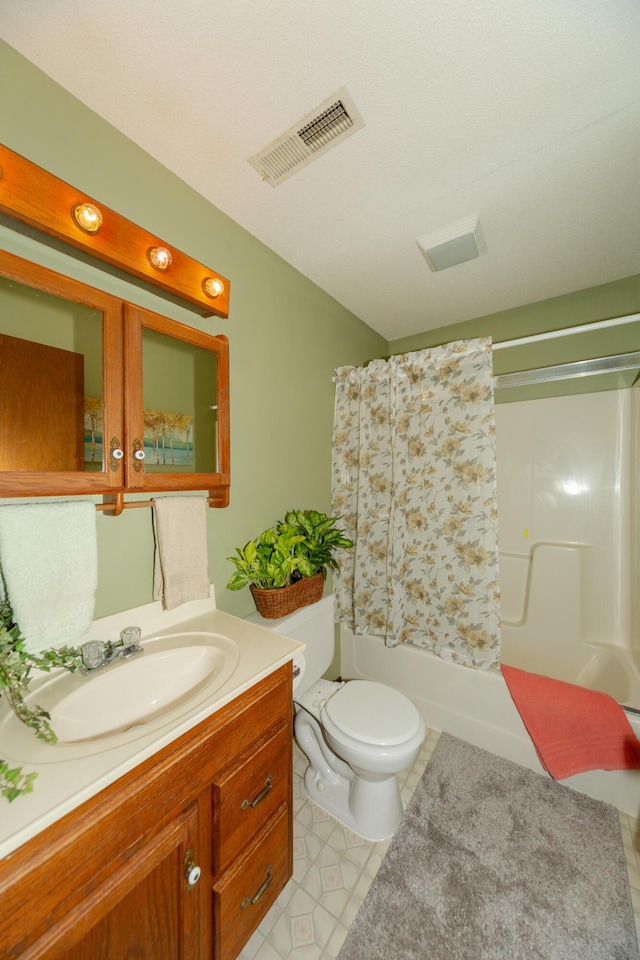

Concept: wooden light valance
[[0, 143, 230, 318]]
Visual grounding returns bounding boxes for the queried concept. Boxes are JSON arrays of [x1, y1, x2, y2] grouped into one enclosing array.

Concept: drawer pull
[[241, 864, 273, 909], [241, 775, 273, 810]]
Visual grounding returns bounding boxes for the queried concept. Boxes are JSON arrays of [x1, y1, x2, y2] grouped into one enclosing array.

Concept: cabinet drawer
[[214, 723, 291, 873], [213, 804, 290, 960]]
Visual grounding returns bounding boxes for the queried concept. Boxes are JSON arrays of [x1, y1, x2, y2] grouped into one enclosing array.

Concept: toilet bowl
[[318, 679, 425, 776], [246, 596, 426, 841]]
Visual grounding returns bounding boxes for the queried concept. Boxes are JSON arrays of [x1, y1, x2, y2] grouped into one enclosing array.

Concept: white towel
[[0, 501, 98, 652], [152, 496, 210, 610]]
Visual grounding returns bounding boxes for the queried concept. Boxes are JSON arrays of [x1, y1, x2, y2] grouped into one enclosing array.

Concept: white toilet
[[247, 595, 426, 841]]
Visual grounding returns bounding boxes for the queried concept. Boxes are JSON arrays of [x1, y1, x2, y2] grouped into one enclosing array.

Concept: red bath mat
[[501, 664, 640, 780]]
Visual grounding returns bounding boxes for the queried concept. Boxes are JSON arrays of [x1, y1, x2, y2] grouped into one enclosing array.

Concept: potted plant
[[226, 510, 353, 618]]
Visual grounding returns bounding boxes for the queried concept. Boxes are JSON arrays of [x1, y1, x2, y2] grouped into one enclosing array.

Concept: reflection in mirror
[[0, 276, 103, 473], [141, 327, 218, 474]]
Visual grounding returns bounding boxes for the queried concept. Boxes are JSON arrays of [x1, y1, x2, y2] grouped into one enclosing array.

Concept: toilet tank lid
[[323, 680, 423, 746]]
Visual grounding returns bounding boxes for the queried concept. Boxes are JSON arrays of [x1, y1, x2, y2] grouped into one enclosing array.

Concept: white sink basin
[[51, 638, 237, 742], [0, 630, 240, 759]]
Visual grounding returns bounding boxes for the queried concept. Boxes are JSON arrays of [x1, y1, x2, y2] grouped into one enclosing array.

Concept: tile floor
[[238, 727, 640, 960]]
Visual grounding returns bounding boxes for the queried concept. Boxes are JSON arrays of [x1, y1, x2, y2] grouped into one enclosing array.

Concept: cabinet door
[[123, 303, 229, 503], [39, 803, 202, 960], [0, 249, 124, 496]]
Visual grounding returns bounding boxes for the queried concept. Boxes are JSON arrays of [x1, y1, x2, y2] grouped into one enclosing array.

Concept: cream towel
[[152, 496, 210, 610], [0, 501, 98, 652]]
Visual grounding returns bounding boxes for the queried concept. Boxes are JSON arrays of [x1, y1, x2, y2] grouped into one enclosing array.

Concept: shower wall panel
[[495, 388, 640, 706]]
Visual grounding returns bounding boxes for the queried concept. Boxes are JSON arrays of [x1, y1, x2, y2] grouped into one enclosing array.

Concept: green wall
[[0, 42, 386, 620], [391, 274, 640, 403]]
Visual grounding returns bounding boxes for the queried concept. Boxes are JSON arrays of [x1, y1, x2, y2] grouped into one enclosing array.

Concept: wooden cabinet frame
[[0, 249, 230, 506], [124, 303, 230, 503]]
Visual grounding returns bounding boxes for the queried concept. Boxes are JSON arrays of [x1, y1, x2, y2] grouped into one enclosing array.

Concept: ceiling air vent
[[249, 88, 364, 187], [417, 216, 487, 272]]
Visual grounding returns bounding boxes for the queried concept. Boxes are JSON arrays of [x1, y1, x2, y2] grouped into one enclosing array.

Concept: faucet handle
[[120, 625, 142, 647], [81, 640, 106, 672]]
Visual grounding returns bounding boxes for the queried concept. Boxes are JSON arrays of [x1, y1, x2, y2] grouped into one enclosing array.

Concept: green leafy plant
[[226, 525, 307, 591], [0, 590, 83, 801], [279, 509, 354, 580], [0, 760, 37, 803], [226, 509, 353, 592], [0, 622, 83, 744]]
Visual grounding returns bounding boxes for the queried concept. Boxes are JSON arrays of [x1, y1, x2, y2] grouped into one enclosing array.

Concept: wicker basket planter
[[250, 571, 324, 619]]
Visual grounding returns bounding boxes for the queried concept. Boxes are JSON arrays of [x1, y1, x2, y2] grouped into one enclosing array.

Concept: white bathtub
[[340, 625, 640, 817]]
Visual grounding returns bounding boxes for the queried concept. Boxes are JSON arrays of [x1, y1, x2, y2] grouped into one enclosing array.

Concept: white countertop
[[0, 591, 304, 861]]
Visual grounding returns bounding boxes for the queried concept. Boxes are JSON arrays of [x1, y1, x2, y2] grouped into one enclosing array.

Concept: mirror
[[0, 274, 104, 473], [141, 326, 219, 475]]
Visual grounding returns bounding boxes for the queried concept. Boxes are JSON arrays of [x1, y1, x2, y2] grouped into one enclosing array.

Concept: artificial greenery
[[279, 509, 354, 580], [226, 526, 306, 591], [0, 618, 83, 743], [226, 509, 353, 592], [0, 585, 83, 801], [0, 760, 37, 804]]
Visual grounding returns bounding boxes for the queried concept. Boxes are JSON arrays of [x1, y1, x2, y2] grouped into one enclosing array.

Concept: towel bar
[[96, 492, 223, 516]]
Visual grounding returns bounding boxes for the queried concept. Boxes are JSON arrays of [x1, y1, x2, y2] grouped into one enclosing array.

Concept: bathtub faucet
[[80, 626, 143, 673]]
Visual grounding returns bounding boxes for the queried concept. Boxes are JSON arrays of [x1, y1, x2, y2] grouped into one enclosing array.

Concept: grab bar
[[499, 541, 593, 627]]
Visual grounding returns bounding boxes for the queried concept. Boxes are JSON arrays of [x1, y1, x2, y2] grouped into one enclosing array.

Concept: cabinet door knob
[[109, 437, 124, 473], [184, 849, 201, 890], [241, 775, 273, 810], [241, 864, 272, 909], [132, 439, 145, 471]]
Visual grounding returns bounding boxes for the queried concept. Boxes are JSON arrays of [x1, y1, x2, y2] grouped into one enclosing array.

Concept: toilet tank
[[245, 595, 335, 695]]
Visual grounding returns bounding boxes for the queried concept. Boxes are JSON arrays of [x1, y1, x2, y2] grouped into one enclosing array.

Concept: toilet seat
[[322, 680, 422, 746]]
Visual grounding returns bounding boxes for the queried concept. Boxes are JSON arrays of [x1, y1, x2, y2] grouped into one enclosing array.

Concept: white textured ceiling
[[1, 0, 639, 340]]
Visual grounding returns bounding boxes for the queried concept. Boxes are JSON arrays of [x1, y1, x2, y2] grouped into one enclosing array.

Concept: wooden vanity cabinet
[[0, 664, 293, 960]]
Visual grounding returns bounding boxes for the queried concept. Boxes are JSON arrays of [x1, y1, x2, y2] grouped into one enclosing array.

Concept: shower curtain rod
[[332, 313, 640, 384], [493, 351, 640, 390], [492, 312, 640, 350]]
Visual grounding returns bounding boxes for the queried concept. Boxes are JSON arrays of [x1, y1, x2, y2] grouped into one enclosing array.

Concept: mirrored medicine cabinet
[[0, 248, 230, 506]]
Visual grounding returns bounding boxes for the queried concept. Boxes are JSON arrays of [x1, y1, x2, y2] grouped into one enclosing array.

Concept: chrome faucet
[[80, 626, 143, 673]]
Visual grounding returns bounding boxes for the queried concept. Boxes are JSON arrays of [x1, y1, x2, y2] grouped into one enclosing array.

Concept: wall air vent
[[248, 88, 364, 187]]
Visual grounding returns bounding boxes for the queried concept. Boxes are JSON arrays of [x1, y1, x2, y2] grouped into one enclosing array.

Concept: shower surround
[[496, 388, 640, 711], [340, 387, 640, 815]]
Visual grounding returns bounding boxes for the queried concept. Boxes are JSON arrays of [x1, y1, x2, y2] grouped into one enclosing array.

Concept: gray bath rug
[[337, 734, 638, 960]]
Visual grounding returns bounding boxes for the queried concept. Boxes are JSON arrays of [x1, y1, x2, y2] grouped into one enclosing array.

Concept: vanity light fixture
[[72, 202, 103, 235], [202, 277, 225, 299], [0, 143, 230, 318], [147, 246, 173, 271]]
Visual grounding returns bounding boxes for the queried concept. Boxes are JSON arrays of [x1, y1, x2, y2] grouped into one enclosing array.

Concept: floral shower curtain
[[331, 338, 501, 670]]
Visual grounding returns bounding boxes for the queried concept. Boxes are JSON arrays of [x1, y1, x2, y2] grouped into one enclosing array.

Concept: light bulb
[[73, 202, 103, 234], [203, 277, 225, 298], [147, 246, 172, 271]]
